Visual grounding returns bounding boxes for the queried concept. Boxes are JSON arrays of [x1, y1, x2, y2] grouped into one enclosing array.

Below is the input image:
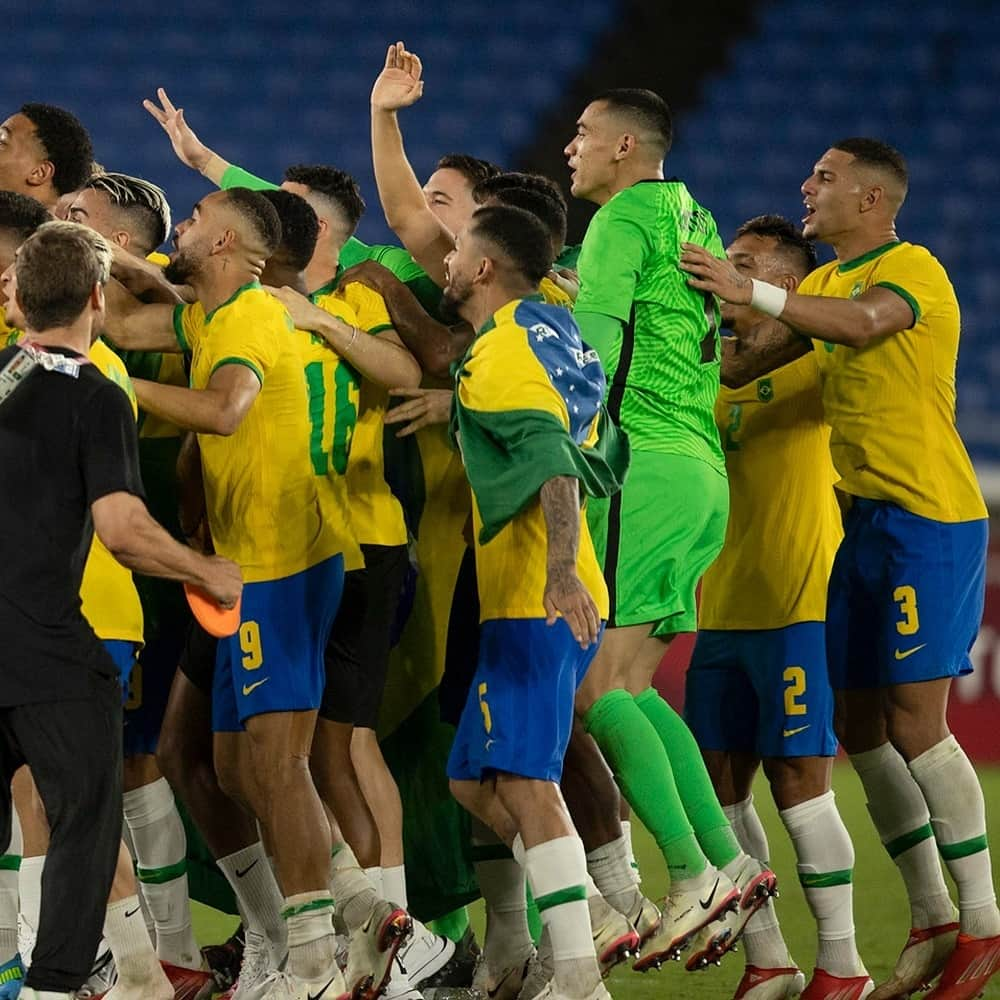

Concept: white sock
[[104, 896, 162, 986], [20, 990, 74, 999], [18, 854, 43, 938], [908, 735, 1000, 938], [382, 865, 406, 909], [781, 791, 865, 978], [120, 816, 156, 942], [0, 811, 21, 966], [724, 797, 792, 970], [524, 836, 599, 998], [586, 835, 641, 916], [723, 795, 770, 864], [620, 820, 640, 885], [851, 742, 954, 929], [472, 828, 532, 975], [218, 842, 287, 959], [364, 866, 384, 899], [123, 778, 200, 969], [283, 891, 337, 981], [329, 844, 377, 932]]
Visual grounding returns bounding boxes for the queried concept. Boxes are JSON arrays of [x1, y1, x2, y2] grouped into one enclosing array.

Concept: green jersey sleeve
[[218, 164, 279, 192]]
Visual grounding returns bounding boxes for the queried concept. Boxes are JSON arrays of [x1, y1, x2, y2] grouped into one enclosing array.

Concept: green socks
[[634, 687, 742, 870], [584, 689, 707, 883]]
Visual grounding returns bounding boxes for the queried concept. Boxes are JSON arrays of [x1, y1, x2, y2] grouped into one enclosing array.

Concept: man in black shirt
[[0, 221, 240, 1000]]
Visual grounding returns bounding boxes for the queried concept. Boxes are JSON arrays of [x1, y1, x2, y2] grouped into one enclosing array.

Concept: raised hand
[[143, 87, 212, 172], [370, 41, 425, 112]]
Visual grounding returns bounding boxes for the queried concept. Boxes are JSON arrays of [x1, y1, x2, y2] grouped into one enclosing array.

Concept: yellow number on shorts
[[893, 585, 920, 636], [240, 621, 264, 671], [124, 662, 143, 712], [478, 682, 493, 735], [783, 666, 807, 717]]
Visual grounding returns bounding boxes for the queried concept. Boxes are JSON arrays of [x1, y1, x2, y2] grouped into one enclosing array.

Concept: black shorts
[[320, 544, 410, 729], [178, 619, 217, 697], [438, 545, 481, 727]]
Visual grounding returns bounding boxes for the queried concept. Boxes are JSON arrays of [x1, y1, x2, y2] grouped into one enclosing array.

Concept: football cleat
[[924, 932, 1000, 1000], [220, 929, 282, 1000], [161, 961, 216, 1000], [201, 922, 247, 993], [0, 953, 24, 999], [252, 967, 348, 1000], [624, 891, 662, 946], [529, 980, 611, 1000], [396, 922, 455, 987], [590, 894, 641, 975], [870, 921, 959, 1000], [345, 901, 412, 1000], [733, 965, 807, 999], [800, 968, 874, 1000]]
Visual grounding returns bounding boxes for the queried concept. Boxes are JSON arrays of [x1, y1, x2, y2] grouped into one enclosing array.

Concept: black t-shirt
[[0, 343, 145, 705]]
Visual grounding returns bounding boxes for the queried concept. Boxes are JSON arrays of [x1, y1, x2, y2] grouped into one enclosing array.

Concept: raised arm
[[540, 475, 601, 649], [370, 43, 457, 286], [337, 260, 472, 378], [680, 243, 915, 349]]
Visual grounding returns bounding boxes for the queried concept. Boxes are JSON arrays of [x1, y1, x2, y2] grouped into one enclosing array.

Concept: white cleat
[[529, 980, 611, 1000], [589, 894, 640, 976], [345, 900, 413, 1000], [224, 930, 284, 1000], [253, 967, 348, 1000], [397, 922, 455, 987], [383, 954, 423, 1000], [869, 920, 959, 1000], [733, 965, 807, 999], [624, 890, 662, 945]]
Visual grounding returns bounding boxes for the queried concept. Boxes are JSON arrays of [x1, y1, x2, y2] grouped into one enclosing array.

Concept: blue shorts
[[827, 499, 987, 690], [447, 618, 603, 783], [106, 640, 139, 698], [686, 623, 837, 758], [123, 621, 188, 758], [212, 555, 344, 732]]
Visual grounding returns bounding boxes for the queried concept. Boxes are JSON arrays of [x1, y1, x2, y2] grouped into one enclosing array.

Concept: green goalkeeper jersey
[[575, 179, 725, 473]]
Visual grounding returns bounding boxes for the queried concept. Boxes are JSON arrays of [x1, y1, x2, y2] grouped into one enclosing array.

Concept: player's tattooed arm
[[339, 261, 472, 379], [540, 476, 602, 649], [721, 320, 810, 388], [370, 42, 456, 285]]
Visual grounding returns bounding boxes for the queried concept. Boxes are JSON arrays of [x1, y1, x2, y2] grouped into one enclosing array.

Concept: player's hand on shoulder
[[143, 87, 212, 172], [265, 284, 324, 330], [384, 387, 453, 437], [338, 260, 395, 294], [198, 555, 242, 610], [549, 267, 580, 302], [371, 41, 425, 112], [544, 567, 602, 649], [679, 242, 752, 304]]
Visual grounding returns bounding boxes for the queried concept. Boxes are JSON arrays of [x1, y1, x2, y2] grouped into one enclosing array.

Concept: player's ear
[[212, 228, 237, 255], [615, 133, 635, 161], [778, 273, 799, 293], [474, 255, 493, 285], [112, 230, 130, 251], [26, 159, 54, 190], [859, 184, 883, 215]]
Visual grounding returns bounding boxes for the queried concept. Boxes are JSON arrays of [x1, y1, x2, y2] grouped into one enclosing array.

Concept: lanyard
[[0, 342, 88, 409]]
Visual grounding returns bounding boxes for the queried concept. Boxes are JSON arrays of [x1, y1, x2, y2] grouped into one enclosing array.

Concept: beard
[[163, 247, 202, 285], [439, 276, 472, 325]]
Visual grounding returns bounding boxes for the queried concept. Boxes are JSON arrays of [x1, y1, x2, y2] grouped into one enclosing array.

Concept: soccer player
[[0, 220, 240, 1000], [443, 203, 628, 1000], [0, 192, 50, 342], [103, 187, 359, 1000], [680, 137, 999, 1000], [563, 87, 775, 970], [65, 170, 210, 982], [686, 215, 871, 999], [0, 103, 93, 213]]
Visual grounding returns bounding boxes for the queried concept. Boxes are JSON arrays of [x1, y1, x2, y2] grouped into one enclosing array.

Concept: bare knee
[[833, 689, 886, 754], [884, 685, 949, 762], [762, 756, 832, 811]]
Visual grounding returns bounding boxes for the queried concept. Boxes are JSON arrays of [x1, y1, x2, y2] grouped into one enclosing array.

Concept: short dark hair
[[591, 88, 673, 157], [831, 137, 909, 193], [0, 190, 50, 245], [283, 164, 366, 233], [733, 215, 817, 277], [259, 189, 320, 272], [81, 172, 172, 250], [16, 221, 111, 331], [19, 103, 94, 195], [224, 188, 282, 257], [470, 205, 552, 287], [481, 187, 567, 253], [473, 171, 567, 211], [435, 154, 503, 189]]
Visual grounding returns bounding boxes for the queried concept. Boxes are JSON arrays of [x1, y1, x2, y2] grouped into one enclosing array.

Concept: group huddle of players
[[0, 37, 997, 1000]]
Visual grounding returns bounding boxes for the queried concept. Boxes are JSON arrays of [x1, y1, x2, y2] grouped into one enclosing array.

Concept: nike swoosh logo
[[894, 644, 927, 660], [242, 677, 270, 696], [235, 859, 259, 878], [783, 724, 811, 738], [699, 878, 720, 910], [124, 907, 141, 918], [308, 974, 339, 1000]]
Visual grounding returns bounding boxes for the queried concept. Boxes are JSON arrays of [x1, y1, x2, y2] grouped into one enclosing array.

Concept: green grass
[[193, 763, 1000, 999]]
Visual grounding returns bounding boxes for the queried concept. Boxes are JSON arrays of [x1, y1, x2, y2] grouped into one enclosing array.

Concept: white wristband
[[750, 279, 788, 318]]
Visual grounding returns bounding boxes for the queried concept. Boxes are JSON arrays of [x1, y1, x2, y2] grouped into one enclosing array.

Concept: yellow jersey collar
[[204, 280, 261, 324], [836, 240, 901, 274]]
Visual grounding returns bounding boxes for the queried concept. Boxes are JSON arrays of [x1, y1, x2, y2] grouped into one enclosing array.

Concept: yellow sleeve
[[90, 339, 138, 418], [200, 297, 284, 385], [315, 294, 360, 329], [342, 283, 394, 334], [172, 302, 203, 351], [869, 246, 943, 328]]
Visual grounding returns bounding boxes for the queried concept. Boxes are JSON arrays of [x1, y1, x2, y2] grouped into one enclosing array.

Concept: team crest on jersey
[[849, 280, 864, 299], [756, 377, 774, 403]]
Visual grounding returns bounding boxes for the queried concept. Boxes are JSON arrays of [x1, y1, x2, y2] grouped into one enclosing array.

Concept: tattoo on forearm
[[540, 475, 580, 572]]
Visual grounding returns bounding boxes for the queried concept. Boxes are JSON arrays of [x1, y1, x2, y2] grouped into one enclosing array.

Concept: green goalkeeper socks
[[584, 689, 707, 883], [635, 687, 742, 870]]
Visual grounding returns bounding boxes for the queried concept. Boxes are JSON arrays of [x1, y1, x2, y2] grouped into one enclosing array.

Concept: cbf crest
[[756, 377, 774, 403]]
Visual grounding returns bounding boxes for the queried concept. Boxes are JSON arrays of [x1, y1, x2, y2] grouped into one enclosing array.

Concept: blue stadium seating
[[669, 0, 999, 465]]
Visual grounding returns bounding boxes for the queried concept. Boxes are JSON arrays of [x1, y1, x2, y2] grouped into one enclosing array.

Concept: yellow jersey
[[295, 293, 364, 572], [800, 241, 986, 523], [457, 298, 609, 622], [539, 275, 574, 309], [2, 307, 17, 347], [79, 339, 145, 643], [699, 354, 842, 630], [173, 281, 341, 582], [310, 277, 408, 548]]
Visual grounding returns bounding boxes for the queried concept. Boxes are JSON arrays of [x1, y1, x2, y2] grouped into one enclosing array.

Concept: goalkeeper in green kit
[[565, 89, 779, 974]]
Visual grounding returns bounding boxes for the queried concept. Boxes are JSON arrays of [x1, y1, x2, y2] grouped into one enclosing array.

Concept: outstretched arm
[[720, 322, 811, 388], [370, 42, 456, 286], [540, 476, 601, 649], [103, 279, 183, 353]]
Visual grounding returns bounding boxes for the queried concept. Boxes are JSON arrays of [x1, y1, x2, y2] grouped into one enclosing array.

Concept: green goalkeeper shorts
[[587, 451, 729, 636]]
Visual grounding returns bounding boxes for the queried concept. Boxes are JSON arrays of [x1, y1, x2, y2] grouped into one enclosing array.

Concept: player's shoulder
[[212, 283, 293, 334], [538, 276, 573, 309], [798, 258, 840, 294], [313, 290, 360, 327], [339, 281, 392, 333], [89, 338, 130, 381], [876, 240, 948, 278]]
